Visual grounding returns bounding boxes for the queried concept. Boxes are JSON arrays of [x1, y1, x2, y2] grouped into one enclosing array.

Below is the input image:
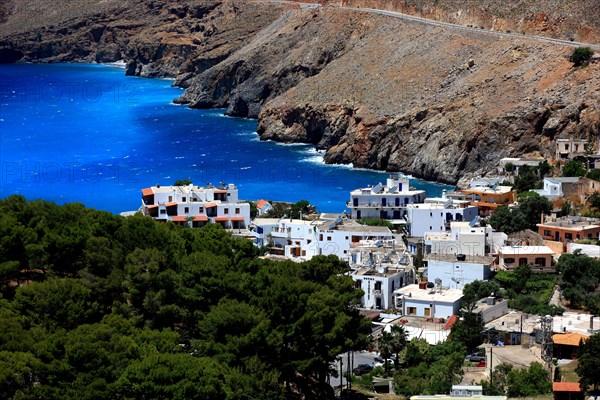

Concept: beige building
[[497, 245, 556, 272]]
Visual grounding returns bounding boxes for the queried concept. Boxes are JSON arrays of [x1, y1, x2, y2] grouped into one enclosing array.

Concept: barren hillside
[[1, 1, 598, 183]]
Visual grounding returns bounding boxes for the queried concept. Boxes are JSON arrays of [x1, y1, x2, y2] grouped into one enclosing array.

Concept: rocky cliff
[[335, 0, 600, 45], [1, 1, 599, 184]]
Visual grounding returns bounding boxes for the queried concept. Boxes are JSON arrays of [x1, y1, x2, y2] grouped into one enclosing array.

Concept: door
[[357, 210, 361, 219], [382, 198, 387, 207]]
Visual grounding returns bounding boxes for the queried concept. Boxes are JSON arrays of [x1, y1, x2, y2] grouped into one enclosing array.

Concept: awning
[[194, 215, 208, 222], [230, 216, 245, 221], [213, 189, 227, 194], [166, 201, 178, 207], [145, 204, 158, 209], [204, 203, 217, 208], [171, 216, 187, 222], [553, 382, 583, 392], [142, 188, 154, 196], [213, 216, 229, 222]]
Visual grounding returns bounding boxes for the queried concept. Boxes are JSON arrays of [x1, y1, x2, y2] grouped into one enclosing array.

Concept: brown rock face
[[1, 2, 599, 183]]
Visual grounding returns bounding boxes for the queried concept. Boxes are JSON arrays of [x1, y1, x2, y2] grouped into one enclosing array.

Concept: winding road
[[266, 0, 600, 52]]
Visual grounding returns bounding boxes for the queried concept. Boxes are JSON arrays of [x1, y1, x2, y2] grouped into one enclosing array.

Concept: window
[[160, 209, 166, 215], [504, 257, 515, 264], [224, 208, 229, 214], [184, 207, 189, 213], [519, 258, 528, 266], [543, 230, 551, 236], [327, 236, 332, 241], [235, 208, 240, 214], [182, 197, 186, 202], [424, 308, 431, 317], [407, 307, 417, 315], [535, 257, 546, 267], [199, 207, 204, 213], [375, 282, 382, 291], [355, 280, 362, 288], [565, 233, 573, 240], [168, 196, 173, 202], [319, 234, 323, 241]]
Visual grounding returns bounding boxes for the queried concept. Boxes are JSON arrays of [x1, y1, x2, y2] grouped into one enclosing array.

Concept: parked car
[[476, 360, 487, 367], [352, 364, 373, 376]]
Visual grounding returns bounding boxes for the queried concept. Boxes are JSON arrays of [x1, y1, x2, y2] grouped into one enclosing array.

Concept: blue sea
[[0, 63, 453, 213]]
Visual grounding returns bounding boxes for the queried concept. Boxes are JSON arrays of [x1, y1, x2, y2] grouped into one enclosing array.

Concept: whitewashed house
[[394, 284, 463, 319], [347, 173, 426, 221], [255, 199, 274, 216], [350, 245, 414, 309], [141, 182, 250, 229], [424, 221, 502, 257], [405, 197, 478, 238], [424, 253, 495, 290]]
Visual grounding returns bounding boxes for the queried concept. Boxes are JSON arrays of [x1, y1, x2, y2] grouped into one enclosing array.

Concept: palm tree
[[390, 325, 408, 368], [378, 331, 394, 376]]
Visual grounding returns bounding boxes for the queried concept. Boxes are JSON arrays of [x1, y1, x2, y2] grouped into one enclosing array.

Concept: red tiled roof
[[443, 315, 458, 330], [205, 203, 217, 208], [166, 201, 178, 207], [230, 216, 245, 221], [552, 332, 589, 346], [213, 216, 229, 222], [256, 199, 268, 209], [194, 215, 208, 222], [171, 216, 187, 222], [553, 382, 583, 392], [142, 188, 154, 196], [213, 189, 227, 194]]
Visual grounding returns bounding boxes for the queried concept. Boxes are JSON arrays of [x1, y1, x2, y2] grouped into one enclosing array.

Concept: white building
[[350, 246, 414, 309], [424, 221, 506, 257], [394, 284, 463, 319], [255, 199, 273, 216], [254, 215, 394, 261], [348, 173, 426, 221], [141, 182, 250, 229], [405, 197, 478, 238], [424, 254, 495, 290]]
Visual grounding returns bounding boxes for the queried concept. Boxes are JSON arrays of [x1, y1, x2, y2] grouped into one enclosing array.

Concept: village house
[[555, 138, 588, 161], [252, 215, 394, 261], [456, 185, 517, 216], [255, 199, 273, 215], [424, 221, 507, 258], [405, 195, 478, 237], [350, 245, 414, 310], [424, 253, 495, 290], [394, 284, 463, 319], [497, 245, 556, 272], [140, 182, 251, 229], [347, 173, 426, 221], [537, 216, 600, 243], [534, 176, 600, 202], [499, 157, 544, 175]]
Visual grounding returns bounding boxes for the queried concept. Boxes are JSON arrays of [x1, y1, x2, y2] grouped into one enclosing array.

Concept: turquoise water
[[0, 63, 453, 213]]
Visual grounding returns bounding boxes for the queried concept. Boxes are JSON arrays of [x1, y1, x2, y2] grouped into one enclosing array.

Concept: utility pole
[[489, 347, 493, 388], [347, 352, 351, 391], [339, 357, 343, 398]]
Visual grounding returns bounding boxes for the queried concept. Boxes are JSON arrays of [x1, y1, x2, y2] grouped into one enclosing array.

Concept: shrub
[[571, 47, 594, 66]]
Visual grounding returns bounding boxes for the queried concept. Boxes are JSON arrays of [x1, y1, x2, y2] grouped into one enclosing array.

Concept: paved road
[[266, 0, 600, 52], [329, 351, 379, 391]]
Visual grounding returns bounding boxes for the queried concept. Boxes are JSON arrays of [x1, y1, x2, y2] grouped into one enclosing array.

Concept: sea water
[[0, 63, 453, 213]]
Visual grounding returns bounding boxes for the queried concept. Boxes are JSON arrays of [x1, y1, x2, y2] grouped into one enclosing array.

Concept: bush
[[571, 47, 594, 66]]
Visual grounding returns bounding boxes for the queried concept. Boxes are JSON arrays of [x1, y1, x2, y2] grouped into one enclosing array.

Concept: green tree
[[461, 280, 500, 313], [576, 333, 600, 400], [587, 169, 600, 181], [589, 191, 600, 210], [562, 160, 587, 177], [506, 362, 551, 397], [173, 179, 192, 186], [449, 312, 483, 352], [488, 206, 529, 234], [572, 47, 594, 66], [518, 192, 552, 226]]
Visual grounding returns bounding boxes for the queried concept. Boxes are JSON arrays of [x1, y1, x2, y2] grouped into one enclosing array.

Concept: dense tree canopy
[[576, 334, 600, 399], [0, 195, 370, 399]]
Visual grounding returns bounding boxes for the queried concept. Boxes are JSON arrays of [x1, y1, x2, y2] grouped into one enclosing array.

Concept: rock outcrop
[[1, 1, 599, 184]]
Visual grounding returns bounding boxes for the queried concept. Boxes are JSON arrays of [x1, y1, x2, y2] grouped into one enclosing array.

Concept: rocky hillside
[[335, 0, 600, 45], [1, 1, 599, 183]]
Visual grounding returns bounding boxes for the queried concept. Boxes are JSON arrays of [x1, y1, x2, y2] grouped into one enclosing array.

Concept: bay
[[0, 63, 453, 213]]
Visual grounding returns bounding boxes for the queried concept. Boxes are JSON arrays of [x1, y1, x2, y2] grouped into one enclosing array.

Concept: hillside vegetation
[[0, 195, 369, 399]]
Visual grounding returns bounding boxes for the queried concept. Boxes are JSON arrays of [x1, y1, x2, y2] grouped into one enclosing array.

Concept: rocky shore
[[1, 0, 599, 183]]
